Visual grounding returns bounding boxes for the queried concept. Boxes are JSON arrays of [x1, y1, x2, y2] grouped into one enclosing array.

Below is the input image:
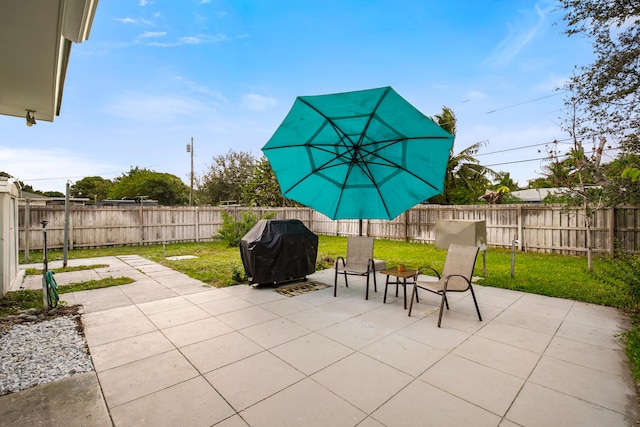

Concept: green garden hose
[[44, 270, 59, 308]]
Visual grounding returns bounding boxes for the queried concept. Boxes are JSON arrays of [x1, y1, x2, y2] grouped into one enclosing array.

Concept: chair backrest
[[346, 236, 374, 270], [441, 244, 479, 291]]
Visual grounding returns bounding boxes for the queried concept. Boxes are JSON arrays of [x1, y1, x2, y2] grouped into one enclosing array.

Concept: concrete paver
[[0, 372, 110, 427], [2, 255, 639, 426]]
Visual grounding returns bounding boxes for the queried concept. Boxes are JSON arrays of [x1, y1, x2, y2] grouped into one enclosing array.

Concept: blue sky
[[1, 0, 596, 193]]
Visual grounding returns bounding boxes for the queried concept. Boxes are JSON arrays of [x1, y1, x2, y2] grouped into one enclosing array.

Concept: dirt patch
[[0, 305, 83, 335]]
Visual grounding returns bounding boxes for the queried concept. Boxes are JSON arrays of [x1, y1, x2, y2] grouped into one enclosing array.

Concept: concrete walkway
[[3, 256, 638, 426]]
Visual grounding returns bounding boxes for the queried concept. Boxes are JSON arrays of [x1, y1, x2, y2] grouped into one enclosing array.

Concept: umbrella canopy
[[262, 86, 454, 220]]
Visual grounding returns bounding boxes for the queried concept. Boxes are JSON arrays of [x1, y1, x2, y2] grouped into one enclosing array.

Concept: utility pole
[[187, 137, 194, 206], [63, 181, 70, 267]]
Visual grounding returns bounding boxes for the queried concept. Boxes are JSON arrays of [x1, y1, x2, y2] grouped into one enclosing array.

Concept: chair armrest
[[335, 256, 346, 269], [442, 274, 472, 290], [417, 266, 441, 279]]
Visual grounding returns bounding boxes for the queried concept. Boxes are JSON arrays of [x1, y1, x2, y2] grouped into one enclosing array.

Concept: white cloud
[[179, 36, 201, 45], [0, 147, 116, 192], [115, 17, 136, 24], [483, 3, 553, 68], [103, 92, 221, 123], [241, 94, 278, 112], [148, 33, 232, 47], [173, 76, 228, 103], [534, 74, 572, 92], [139, 31, 166, 39], [115, 17, 153, 26]]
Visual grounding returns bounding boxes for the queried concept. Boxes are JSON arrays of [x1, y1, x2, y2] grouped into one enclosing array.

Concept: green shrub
[[597, 251, 640, 307], [597, 250, 640, 380], [217, 210, 274, 247], [229, 263, 248, 284]]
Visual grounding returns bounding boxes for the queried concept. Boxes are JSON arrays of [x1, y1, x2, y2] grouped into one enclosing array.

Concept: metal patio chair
[[408, 244, 482, 327], [334, 236, 378, 299]]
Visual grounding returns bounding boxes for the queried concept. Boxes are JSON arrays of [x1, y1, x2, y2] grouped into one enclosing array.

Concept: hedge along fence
[[18, 203, 640, 255]]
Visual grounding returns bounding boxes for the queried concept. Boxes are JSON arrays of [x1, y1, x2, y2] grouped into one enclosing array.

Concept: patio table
[[380, 267, 418, 309]]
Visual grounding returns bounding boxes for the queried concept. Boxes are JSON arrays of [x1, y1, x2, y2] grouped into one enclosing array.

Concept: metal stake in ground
[[41, 220, 49, 312]]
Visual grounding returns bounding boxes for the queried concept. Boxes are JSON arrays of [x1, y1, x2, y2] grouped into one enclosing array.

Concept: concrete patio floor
[[3, 255, 639, 426]]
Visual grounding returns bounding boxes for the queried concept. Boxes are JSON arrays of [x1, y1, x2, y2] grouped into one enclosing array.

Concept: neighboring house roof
[[0, 1, 98, 122], [19, 190, 90, 205], [510, 188, 567, 203], [20, 191, 52, 200]]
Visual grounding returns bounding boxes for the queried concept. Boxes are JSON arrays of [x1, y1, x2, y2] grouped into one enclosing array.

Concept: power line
[[483, 147, 619, 168], [475, 138, 574, 157], [485, 92, 565, 114]]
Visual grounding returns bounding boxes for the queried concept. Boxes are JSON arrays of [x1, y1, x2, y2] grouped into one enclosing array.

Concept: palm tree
[[429, 106, 498, 204]]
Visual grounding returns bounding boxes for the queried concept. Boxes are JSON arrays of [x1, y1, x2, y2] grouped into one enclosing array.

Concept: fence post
[[24, 199, 30, 262], [517, 205, 523, 251], [609, 207, 615, 255], [195, 206, 200, 242], [69, 208, 74, 250], [139, 204, 144, 245]]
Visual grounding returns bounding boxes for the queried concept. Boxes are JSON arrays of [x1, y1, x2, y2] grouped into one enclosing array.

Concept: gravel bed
[[0, 315, 94, 395]]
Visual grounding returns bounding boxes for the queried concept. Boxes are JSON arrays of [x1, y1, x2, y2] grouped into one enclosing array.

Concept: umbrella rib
[[350, 154, 394, 218], [280, 149, 354, 196], [297, 98, 357, 147], [334, 160, 359, 218], [360, 136, 450, 192], [356, 87, 391, 148]]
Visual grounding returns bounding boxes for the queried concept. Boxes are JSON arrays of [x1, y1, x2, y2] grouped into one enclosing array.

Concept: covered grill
[[240, 219, 318, 285]]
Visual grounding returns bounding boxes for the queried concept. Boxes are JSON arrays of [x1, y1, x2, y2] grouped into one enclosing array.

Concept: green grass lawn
[[20, 236, 621, 305], [0, 277, 133, 316]]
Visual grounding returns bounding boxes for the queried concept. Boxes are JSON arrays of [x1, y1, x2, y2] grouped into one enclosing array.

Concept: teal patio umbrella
[[262, 86, 453, 223]]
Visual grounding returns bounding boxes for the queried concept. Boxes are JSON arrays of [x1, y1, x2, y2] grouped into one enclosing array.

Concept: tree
[[541, 91, 609, 272], [197, 150, 256, 205], [603, 154, 640, 204], [240, 156, 297, 207], [108, 167, 189, 205], [71, 176, 112, 202], [559, 0, 640, 153], [622, 167, 640, 182], [492, 172, 519, 191], [428, 106, 498, 204], [480, 172, 520, 204], [42, 191, 65, 197], [0, 172, 49, 196]]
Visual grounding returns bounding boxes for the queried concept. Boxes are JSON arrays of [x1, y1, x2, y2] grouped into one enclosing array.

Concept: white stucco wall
[[0, 177, 20, 295]]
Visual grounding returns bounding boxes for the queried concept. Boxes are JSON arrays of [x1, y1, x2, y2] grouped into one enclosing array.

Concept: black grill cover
[[240, 219, 318, 284]]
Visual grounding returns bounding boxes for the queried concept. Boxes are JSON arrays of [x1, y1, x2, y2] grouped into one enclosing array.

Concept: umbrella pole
[[359, 219, 363, 236]]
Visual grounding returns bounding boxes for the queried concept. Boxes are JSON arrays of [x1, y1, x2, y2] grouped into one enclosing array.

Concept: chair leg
[[372, 271, 377, 293], [383, 275, 390, 303], [437, 291, 447, 327], [469, 285, 482, 321], [365, 274, 370, 300], [408, 284, 418, 316], [334, 269, 338, 297]]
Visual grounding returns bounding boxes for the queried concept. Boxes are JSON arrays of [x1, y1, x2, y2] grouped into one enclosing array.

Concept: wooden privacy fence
[[18, 204, 640, 255]]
